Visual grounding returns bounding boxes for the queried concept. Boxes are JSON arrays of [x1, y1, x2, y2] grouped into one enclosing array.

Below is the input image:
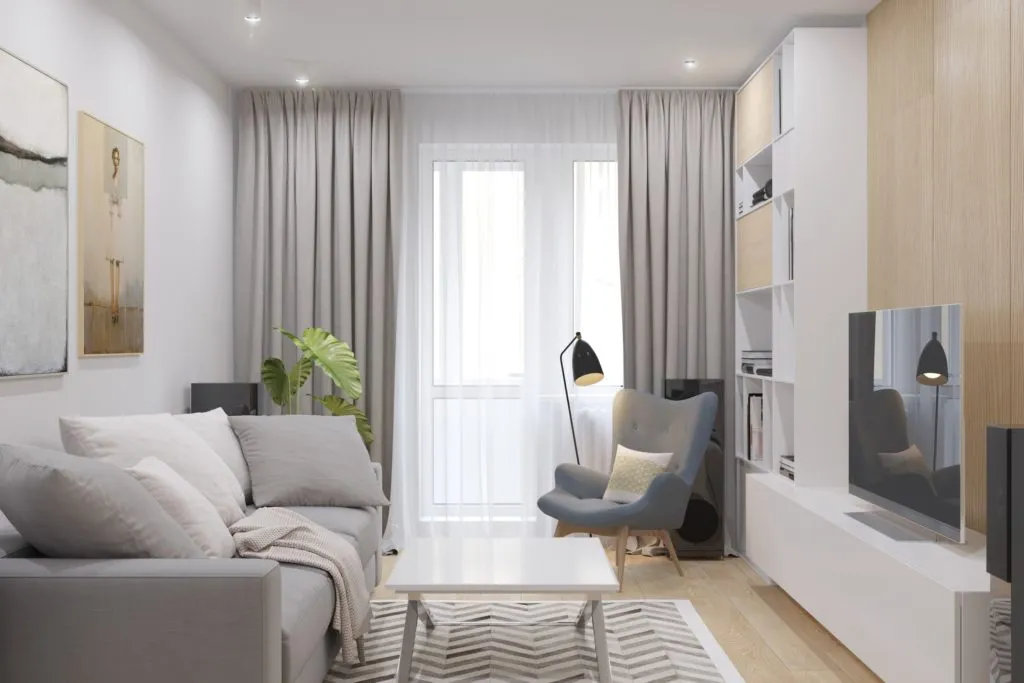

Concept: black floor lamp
[[916, 331, 949, 470], [560, 333, 604, 466]]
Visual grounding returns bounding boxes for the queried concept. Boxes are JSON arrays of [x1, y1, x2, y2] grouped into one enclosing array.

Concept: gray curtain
[[234, 89, 400, 499], [617, 90, 734, 392]]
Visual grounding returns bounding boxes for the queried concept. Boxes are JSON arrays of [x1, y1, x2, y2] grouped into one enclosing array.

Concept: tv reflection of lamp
[[916, 332, 949, 469], [559, 333, 604, 466]]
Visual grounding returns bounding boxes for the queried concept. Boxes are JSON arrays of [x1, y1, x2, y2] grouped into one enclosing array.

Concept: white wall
[[0, 0, 234, 447]]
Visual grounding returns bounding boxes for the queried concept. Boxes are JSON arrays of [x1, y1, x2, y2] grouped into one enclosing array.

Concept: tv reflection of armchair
[[850, 388, 959, 527]]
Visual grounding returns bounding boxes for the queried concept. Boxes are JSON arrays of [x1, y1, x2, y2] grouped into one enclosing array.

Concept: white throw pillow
[[126, 457, 235, 559], [175, 408, 251, 497], [602, 445, 672, 504], [59, 413, 246, 525]]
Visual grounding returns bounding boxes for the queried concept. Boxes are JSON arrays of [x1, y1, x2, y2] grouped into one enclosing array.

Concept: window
[[432, 162, 525, 386], [418, 144, 621, 524], [575, 161, 623, 387]]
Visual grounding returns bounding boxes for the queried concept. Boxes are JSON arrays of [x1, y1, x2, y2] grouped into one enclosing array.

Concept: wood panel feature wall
[[1012, 1, 1024, 445], [933, 0, 1011, 534], [869, 0, 1020, 532], [736, 64, 774, 165], [867, 0, 934, 309], [736, 204, 773, 292]]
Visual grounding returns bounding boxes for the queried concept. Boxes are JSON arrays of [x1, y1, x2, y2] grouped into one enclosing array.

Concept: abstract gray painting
[[0, 48, 68, 377]]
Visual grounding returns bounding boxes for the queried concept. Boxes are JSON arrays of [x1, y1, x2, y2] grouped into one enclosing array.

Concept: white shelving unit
[[733, 27, 869, 489], [731, 29, 993, 683], [734, 33, 797, 483]]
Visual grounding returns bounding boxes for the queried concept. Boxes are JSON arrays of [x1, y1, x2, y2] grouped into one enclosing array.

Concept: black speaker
[[664, 379, 725, 559], [190, 383, 259, 416], [987, 425, 1016, 583]]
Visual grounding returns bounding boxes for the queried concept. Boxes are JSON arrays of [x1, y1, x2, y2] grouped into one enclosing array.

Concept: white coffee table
[[385, 537, 620, 683]]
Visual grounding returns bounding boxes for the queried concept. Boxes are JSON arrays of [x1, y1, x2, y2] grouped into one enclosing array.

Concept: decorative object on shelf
[[746, 393, 763, 461], [261, 327, 374, 446], [559, 332, 604, 466], [741, 349, 772, 376], [190, 383, 259, 416], [915, 331, 949, 470], [0, 48, 69, 378], [78, 112, 145, 357], [752, 178, 773, 206]]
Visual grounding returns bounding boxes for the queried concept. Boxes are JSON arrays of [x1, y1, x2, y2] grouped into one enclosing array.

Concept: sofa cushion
[[175, 408, 252, 499], [283, 506, 379, 566], [280, 565, 334, 683], [0, 511, 32, 558], [59, 413, 246, 524], [126, 457, 235, 558], [230, 415, 388, 508], [0, 444, 203, 559]]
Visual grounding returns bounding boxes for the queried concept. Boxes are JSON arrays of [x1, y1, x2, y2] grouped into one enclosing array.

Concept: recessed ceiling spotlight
[[295, 75, 310, 87], [683, 59, 698, 70], [244, 0, 262, 25]]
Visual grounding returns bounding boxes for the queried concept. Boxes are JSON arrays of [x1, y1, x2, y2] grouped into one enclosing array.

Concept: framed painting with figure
[[78, 112, 144, 356], [0, 48, 69, 378]]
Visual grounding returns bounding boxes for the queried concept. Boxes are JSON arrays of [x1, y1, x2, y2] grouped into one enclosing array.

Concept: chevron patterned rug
[[327, 600, 743, 682]]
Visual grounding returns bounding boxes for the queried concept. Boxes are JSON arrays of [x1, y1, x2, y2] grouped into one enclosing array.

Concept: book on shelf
[[746, 393, 763, 462], [741, 350, 772, 376], [742, 361, 773, 375], [779, 454, 795, 478]]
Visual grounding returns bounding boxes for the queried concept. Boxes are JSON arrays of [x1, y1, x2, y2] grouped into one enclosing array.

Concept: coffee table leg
[[574, 601, 591, 630], [591, 599, 611, 683], [396, 598, 419, 683], [418, 601, 436, 630]]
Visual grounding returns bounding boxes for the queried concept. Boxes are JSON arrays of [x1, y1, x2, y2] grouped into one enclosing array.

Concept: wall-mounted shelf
[[737, 283, 773, 296]]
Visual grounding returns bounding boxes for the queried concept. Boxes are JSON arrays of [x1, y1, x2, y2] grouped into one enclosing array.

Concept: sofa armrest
[[370, 461, 384, 586], [0, 558, 281, 683], [554, 463, 610, 500]]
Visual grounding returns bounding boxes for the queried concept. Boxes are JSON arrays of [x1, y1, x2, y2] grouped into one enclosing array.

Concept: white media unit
[[745, 473, 992, 683]]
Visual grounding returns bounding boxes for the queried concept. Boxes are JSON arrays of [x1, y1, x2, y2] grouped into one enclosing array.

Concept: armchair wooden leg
[[554, 521, 570, 538], [615, 527, 629, 589], [658, 530, 684, 577]]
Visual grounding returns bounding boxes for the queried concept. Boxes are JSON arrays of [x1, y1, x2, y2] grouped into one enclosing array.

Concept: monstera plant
[[261, 327, 374, 447]]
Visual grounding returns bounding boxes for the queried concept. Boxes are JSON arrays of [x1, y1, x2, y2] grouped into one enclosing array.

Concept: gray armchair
[[537, 389, 718, 586]]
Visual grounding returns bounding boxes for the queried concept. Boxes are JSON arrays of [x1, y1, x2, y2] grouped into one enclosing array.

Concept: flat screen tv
[[848, 304, 963, 541]]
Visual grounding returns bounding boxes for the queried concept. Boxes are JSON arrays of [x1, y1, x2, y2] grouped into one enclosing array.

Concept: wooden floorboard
[[374, 551, 882, 682]]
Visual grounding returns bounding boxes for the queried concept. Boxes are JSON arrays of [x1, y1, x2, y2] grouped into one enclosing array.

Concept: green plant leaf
[[289, 328, 363, 401], [261, 357, 290, 409], [313, 395, 375, 447], [288, 356, 313, 396]]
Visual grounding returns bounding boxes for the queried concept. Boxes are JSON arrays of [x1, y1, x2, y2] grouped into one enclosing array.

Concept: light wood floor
[[374, 552, 881, 683]]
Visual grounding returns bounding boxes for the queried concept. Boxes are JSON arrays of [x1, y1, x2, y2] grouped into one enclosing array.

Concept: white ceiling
[[137, 0, 880, 89]]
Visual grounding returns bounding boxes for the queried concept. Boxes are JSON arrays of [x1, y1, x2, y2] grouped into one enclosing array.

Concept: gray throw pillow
[[230, 415, 389, 508], [0, 444, 203, 559]]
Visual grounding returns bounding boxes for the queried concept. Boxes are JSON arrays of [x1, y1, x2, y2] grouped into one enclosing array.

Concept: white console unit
[[745, 473, 992, 683]]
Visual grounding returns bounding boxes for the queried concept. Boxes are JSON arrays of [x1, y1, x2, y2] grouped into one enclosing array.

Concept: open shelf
[[739, 140, 773, 170], [774, 126, 795, 144], [737, 283, 773, 296]]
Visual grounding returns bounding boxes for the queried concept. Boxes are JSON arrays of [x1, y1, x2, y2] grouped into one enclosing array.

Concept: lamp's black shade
[[572, 339, 604, 387], [916, 332, 949, 386]]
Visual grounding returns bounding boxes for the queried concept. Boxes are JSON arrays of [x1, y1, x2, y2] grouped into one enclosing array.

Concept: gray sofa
[[0, 463, 383, 683]]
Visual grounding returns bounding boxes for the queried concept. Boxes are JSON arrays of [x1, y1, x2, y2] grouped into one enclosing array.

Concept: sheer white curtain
[[388, 93, 620, 549]]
